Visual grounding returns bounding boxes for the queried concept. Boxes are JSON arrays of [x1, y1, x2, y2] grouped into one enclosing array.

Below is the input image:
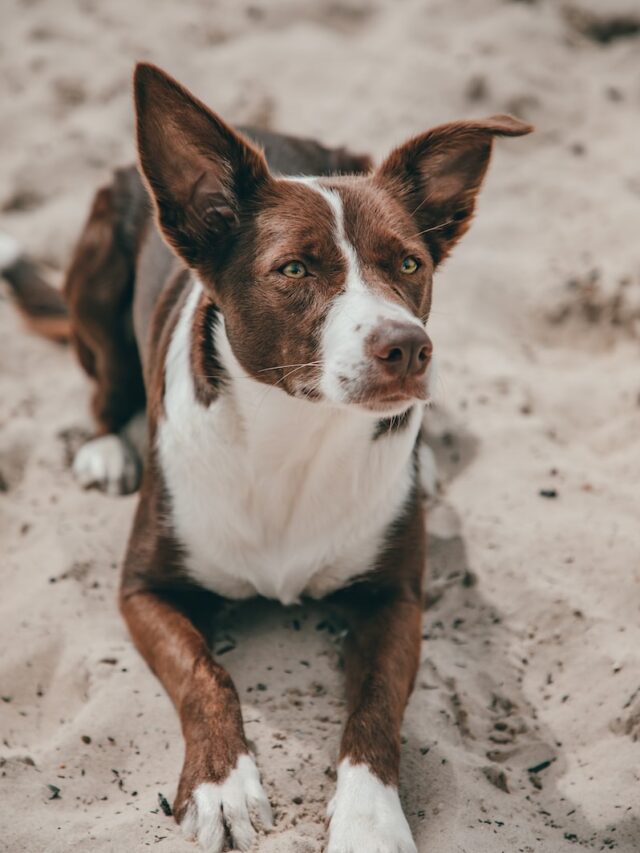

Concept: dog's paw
[[72, 434, 140, 495], [179, 754, 273, 852], [326, 760, 416, 853]]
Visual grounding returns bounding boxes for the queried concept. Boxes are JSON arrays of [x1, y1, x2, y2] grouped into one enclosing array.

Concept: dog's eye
[[400, 256, 420, 275], [280, 261, 308, 279]]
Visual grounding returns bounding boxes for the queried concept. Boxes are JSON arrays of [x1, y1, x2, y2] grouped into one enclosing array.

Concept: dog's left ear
[[376, 115, 533, 266], [134, 63, 270, 270]]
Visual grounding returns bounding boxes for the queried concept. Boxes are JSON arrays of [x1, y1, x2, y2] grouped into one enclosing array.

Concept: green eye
[[281, 260, 308, 279], [401, 256, 419, 275]]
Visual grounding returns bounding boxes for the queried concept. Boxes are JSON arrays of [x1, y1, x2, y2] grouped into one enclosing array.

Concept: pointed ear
[[134, 63, 270, 269], [376, 115, 533, 266]]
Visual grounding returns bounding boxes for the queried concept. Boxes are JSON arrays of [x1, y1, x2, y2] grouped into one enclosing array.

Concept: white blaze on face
[[299, 180, 427, 407]]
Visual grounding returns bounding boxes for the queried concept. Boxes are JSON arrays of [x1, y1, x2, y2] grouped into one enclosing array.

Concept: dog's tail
[[0, 232, 70, 343]]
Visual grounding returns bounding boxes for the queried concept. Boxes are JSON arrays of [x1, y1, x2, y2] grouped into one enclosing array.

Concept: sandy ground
[[1, 0, 640, 851]]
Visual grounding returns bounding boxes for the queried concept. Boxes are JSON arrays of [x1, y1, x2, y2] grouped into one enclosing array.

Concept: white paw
[[180, 755, 273, 852], [327, 760, 417, 853], [72, 434, 140, 495]]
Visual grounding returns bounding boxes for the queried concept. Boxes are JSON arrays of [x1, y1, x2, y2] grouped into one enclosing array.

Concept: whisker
[[197, 362, 321, 386], [409, 195, 429, 218], [294, 384, 320, 403], [254, 362, 319, 414], [424, 309, 452, 319], [257, 361, 321, 373], [278, 364, 316, 384], [410, 218, 457, 239], [433, 370, 447, 406]]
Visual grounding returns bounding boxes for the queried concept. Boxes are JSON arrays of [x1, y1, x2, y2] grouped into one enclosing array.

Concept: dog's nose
[[369, 322, 432, 378]]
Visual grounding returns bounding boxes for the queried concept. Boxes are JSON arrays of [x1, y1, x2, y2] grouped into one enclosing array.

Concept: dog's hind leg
[[72, 412, 146, 496], [65, 179, 147, 495]]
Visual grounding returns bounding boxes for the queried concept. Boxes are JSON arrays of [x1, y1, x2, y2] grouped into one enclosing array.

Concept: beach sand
[[1, 0, 639, 850]]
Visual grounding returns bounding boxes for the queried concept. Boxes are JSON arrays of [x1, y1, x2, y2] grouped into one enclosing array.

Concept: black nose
[[368, 322, 432, 378]]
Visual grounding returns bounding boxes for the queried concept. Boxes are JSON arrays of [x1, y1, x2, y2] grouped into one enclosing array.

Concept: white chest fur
[[157, 280, 422, 605]]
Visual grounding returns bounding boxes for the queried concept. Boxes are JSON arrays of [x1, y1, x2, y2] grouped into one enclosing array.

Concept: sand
[[1, 0, 639, 851]]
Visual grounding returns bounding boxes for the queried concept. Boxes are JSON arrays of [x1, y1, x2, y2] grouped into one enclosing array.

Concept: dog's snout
[[368, 322, 432, 378]]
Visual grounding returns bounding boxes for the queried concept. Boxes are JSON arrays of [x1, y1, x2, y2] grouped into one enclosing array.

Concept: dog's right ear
[[134, 63, 270, 269]]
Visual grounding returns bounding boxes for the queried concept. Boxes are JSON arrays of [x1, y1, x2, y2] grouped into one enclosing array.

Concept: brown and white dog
[[1, 64, 531, 852]]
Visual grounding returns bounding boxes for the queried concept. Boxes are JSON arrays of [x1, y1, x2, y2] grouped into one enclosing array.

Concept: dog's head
[[135, 64, 532, 416]]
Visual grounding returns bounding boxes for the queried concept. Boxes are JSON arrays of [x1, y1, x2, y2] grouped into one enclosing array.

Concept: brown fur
[[331, 474, 425, 786], [190, 291, 227, 407], [1, 257, 70, 342], [143, 265, 192, 424], [64, 180, 146, 433]]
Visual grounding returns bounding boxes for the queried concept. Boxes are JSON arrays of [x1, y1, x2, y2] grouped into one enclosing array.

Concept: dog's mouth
[[292, 360, 434, 414], [343, 371, 432, 413], [294, 381, 429, 413], [355, 388, 430, 415]]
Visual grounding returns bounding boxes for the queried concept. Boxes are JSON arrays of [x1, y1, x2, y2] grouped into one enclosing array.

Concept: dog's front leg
[[120, 586, 273, 852], [327, 507, 425, 853], [327, 592, 422, 853]]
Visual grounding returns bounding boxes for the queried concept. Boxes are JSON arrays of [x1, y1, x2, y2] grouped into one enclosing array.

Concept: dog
[[1, 63, 531, 852]]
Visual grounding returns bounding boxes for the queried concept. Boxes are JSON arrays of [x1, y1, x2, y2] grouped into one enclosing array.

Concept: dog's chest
[[156, 284, 420, 605], [159, 401, 418, 604]]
